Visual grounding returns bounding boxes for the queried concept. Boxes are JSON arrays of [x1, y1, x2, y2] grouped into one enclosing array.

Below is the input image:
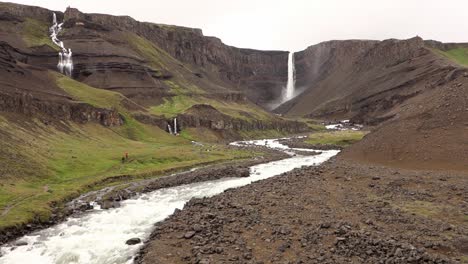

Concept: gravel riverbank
[[137, 158, 467, 263]]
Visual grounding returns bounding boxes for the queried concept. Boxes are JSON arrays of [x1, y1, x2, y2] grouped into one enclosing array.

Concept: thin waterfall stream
[[0, 139, 339, 264]]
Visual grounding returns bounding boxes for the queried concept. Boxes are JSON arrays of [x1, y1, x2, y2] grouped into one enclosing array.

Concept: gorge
[[0, 2, 467, 263]]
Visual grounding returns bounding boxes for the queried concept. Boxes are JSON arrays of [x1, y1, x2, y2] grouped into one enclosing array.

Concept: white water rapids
[[0, 138, 339, 264]]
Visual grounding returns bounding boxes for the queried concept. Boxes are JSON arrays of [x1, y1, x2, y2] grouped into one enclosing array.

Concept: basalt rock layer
[[0, 2, 307, 137], [276, 37, 468, 170]]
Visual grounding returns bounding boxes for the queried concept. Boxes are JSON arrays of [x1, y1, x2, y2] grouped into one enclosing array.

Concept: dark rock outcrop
[[0, 92, 123, 126]]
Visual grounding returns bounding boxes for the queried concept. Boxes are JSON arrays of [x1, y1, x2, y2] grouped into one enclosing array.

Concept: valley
[[0, 1, 467, 263]]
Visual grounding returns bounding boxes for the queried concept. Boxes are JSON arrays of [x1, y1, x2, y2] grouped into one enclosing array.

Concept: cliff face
[[277, 37, 454, 123], [277, 36, 468, 170], [59, 7, 288, 108], [0, 3, 288, 108], [0, 2, 308, 137]]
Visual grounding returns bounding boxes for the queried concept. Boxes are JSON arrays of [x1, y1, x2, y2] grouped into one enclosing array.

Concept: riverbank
[[0, 145, 287, 246], [0, 138, 340, 263], [137, 157, 468, 263]]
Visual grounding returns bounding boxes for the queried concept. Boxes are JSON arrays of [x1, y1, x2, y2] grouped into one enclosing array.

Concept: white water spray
[[284, 52, 295, 101], [50, 13, 73, 77]]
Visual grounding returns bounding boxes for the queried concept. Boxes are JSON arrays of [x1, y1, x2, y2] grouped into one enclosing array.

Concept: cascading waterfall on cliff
[[167, 118, 178, 135], [284, 52, 295, 101], [50, 13, 73, 77]]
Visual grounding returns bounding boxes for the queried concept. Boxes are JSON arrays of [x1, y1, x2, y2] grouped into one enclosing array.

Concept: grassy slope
[[0, 73, 257, 229], [306, 130, 368, 147], [432, 47, 468, 67], [125, 33, 274, 122], [21, 18, 59, 50]]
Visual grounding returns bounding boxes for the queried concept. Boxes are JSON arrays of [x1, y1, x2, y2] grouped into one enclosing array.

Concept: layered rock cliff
[[277, 37, 457, 123], [62, 7, 288, 108], [275, 36, 468, 170], [0, 2, 308, 136]]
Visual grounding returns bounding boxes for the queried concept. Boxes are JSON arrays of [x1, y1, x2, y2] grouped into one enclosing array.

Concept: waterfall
[[284, 52, 295, 101], [173, 118, 177, 134], [167, 124, 173, 135], [50, 13, 73, 77]]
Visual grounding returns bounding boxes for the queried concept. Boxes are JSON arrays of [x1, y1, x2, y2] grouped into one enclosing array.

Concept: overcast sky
[[7, 0, 468, 51]]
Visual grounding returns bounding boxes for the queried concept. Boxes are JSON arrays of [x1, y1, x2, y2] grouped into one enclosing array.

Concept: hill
[[276, 37, 468, 170]]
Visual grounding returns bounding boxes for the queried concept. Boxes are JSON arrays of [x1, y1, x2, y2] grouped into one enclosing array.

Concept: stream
[[0, 138, 339, 264]]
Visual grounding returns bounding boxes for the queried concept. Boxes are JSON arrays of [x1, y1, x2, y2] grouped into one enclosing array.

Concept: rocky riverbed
[[137, 158, 468, 263]]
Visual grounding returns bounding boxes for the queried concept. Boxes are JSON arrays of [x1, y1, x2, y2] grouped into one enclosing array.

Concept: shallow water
[[0, 138, 339, 264]]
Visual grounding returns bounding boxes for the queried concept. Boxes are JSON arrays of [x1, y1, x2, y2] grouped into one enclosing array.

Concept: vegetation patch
[[305, 130, 367, 146], [399, 200, 442, 218], [21, 18, 59, 50], [432, 47, 468, 67], [55, 73, 123, 109]]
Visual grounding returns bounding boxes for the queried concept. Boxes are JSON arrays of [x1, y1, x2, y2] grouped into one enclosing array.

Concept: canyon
[[0, 1, 467, 263]]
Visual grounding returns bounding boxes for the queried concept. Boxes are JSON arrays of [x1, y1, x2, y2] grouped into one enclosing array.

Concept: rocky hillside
[[275, 37, 468, 170], [0, 1, 314, 145]]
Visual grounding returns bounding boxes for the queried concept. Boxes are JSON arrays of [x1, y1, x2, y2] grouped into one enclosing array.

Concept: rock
[[14, 240, 28, 246], [125, 238, 141, 245], [184, 231, 196, 239], [193, 224, 202, 232], [372, 176, 381, 180]]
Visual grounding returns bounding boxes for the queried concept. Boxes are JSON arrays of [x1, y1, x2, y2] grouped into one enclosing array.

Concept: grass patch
[[151, 95, 199, 117], [151, 93, 273, 122], [399, 201, 442, 218], [432, 47, 468, 67], [0, 74, 260, 230], [21, 18, 59, 50], [179, 127, 222, 143], [306, 130, 367, 146], [55, 73, 123, 109], [126, 32, 177, 71], [0, 119, 255, 230]]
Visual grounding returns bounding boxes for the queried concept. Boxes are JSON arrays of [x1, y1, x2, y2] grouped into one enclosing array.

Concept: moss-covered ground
[[305, 130, 368, 147], [432, 47, 468, 67]]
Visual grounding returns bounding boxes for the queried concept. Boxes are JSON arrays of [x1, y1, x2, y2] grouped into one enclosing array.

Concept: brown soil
[[341, 74, 468, 171], [137, 157, 468, 263]]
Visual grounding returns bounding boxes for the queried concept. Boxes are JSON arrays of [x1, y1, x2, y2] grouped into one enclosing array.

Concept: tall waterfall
[[284, 52, 295, 101], [50, 13, 73, 77], [173, 118, 177, 134]]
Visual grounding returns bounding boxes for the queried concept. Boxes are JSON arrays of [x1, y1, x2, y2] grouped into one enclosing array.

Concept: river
[[0, 138, 339, 264]]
